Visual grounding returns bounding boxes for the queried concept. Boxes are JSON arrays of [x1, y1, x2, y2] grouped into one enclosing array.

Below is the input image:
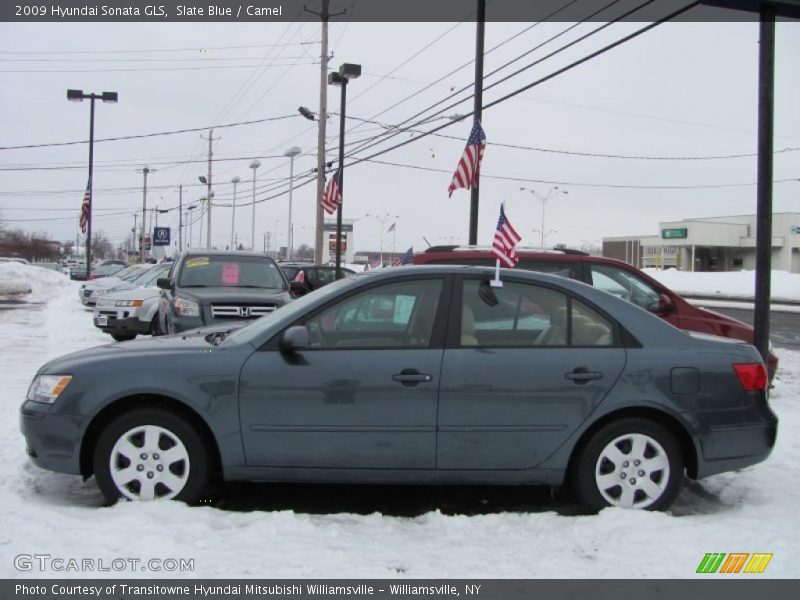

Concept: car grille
[[211, 304, 277, 319]]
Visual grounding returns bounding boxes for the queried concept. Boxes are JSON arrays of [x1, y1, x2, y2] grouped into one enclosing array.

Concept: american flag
[[387, 222, 396, 233], [79, 180, 91, 233], [447, 119, 486, 197], [492, 204, 521, 268], [321, 169, 342, 215], [393, 246, 414, 266]]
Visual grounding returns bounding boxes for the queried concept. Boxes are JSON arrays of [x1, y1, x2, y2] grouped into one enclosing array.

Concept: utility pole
[[201, 129, 219, 249], [468, 0, 486, 245], [306, 0, 345, 264]]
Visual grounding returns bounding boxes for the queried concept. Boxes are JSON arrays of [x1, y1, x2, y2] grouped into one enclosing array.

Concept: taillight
[[88, 275, 96, 280], [733, 363, 768, 392]]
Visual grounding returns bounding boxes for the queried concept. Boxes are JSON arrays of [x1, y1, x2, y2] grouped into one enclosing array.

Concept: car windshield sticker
[[394, 295, 416, 324], [222, 262, 240, 285], [185, 257, 209, 268]]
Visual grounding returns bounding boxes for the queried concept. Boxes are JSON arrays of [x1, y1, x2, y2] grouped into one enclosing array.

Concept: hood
[[176, 286, 290, 304], [95, 285, 159, 305]]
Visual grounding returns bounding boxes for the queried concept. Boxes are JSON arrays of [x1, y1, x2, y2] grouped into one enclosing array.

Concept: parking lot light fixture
[[249, 161, 261, 251], [284, 147, 302, 260], [230, 176, 241, 250], [66, 88, 118, 276], [328, 62, 361, 278]]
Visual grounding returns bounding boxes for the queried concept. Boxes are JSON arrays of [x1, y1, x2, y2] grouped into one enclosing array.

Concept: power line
[[0, 113, 300, 151], [0, 42, 320, 55], [1, 61, 318, 74]]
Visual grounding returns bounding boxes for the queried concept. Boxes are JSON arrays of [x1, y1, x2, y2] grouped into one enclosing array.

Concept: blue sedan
[[20, 266, 777, 511]]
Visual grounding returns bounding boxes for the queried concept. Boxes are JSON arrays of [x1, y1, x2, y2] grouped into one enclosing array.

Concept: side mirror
[[656, 293, 675, 316], [280, 325, 309, 352], [156, 277, 174, 291], [289, 280, 308, 297]]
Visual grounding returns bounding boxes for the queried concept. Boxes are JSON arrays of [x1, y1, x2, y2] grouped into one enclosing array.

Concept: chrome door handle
[[565, 368, 603, 384], [392, 370, 433, 386]]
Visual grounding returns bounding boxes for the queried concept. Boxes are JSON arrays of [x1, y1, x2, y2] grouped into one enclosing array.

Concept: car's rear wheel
[[572, 418, 683, 512], [93, 408, 210, 504]]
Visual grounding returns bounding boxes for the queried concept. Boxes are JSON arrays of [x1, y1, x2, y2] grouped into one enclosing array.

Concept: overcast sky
[[1, 7, 798, 256]]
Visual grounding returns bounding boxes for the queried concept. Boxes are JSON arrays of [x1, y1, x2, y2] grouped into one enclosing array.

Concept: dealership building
[[603, 212, 800, 273]]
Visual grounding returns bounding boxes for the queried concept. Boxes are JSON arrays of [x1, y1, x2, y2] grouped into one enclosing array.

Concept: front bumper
[[20, 401, 86, 475], [94, 311, 151, 337]]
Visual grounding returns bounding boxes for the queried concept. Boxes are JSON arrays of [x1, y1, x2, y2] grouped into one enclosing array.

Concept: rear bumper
[[695, 415, 778, 479]]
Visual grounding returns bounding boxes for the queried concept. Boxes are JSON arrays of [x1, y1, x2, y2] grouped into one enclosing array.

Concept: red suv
[[414, 246, 778, 379]]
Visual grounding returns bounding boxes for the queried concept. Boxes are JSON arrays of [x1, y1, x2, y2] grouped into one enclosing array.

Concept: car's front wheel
[[572, 418, 684, 512], [93, 408, 211, 504]]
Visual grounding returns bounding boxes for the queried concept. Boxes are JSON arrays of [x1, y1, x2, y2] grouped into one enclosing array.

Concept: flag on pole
[[387, 222, 396, 233], [79, 180, 91, 233], [491, 204, 522, 268], [447, 119, 486, 197], [321, 169, 342, 215], [393, 246, 414, 266]]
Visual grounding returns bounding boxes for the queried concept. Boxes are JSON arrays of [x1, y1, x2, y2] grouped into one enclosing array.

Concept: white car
[[78, 264, 152, 306], [92, 274, 166, 341]]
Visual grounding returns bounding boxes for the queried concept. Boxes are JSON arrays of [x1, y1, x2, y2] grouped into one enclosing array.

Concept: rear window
[[179, 256, 287, 290]]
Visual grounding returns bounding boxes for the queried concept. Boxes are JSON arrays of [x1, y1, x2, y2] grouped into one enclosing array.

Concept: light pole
[[230, 176, 241, 250], [328, 62, 361, 278], [365, 213, 398, 266], [67, 89, 117, 275], [521, 186, 568, 248], [274, 219, 280, 260], [186, 205, 197, 249], [284, 146, 301, 260], [199, 175, 213, 249], [249, 160, 261, 251], [139, 167, 153, 262]]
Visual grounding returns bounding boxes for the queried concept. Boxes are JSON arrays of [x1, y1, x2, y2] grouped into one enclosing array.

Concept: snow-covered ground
[[0, 267, 798, 579], [645, 268, 800, 304]]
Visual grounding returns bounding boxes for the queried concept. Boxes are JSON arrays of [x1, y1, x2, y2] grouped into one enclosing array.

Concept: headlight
[[114, 299, 144, 307], [26, 375, 73, 404], [174, 298, 200, 317]]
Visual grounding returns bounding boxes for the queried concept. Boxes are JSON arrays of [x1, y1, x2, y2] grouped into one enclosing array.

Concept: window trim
[[447, 274, 637, 350], [260, 274, 453, 352]]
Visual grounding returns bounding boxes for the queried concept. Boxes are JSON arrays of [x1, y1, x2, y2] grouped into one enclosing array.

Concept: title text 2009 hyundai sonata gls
[[21, 266, 777, 511]]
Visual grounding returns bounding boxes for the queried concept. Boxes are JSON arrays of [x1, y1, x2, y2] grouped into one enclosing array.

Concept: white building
[[603, 212, 800, 273]]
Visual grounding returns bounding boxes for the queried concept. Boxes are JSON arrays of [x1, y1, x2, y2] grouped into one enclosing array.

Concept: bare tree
[[294, 244, 314, 261]]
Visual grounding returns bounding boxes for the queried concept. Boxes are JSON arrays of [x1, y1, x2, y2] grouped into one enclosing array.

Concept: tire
[[93, 408, 211, 504], [572, 417, 684, 512], [150, 315, 162, 337], [111, 334, 136, 342]]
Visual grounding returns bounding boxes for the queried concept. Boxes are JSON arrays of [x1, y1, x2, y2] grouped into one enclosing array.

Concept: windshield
[[139, 265, 170, 286], [224, 273, 359, 346], [91, 264, 124, 276], [125, 266, 156, 283], [178, 256, 287, 290], [108, 265, 138, 280]]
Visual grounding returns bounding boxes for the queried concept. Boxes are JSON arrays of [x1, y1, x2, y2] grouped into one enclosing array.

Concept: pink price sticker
[[221, 262, 240, 285]]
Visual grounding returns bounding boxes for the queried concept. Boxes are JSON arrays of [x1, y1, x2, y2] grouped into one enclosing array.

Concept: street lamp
[[284, 146, 302, 260], [199, 175, 212, 249], [186, 204, 197, 249], [365, 213, 398, 266], [521, 186, 568, 248], [67, 89, 117, 275], [249, 160, 261, 251], [230, 176, 241, 250], [328, 62, 361, 278]]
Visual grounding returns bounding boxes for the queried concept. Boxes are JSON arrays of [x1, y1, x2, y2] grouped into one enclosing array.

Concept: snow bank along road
[[1, 274, 798, 579]]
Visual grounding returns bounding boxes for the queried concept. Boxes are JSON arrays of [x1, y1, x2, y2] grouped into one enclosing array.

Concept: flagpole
[[491, 258, 503, 288]]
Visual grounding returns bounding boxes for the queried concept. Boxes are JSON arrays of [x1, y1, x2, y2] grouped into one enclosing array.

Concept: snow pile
[[645, 268, 800, 303], [0, 262, 69, 302]]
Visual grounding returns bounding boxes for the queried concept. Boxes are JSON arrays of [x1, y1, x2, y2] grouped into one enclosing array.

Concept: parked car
[[413, 246, 779, 380], [0, 256, 30, 264], [157, 250, 294, 334], [88, 263, 126, 281], [279, 262, 356, 296], [79, 264, 152, 306], [92, 264, 172, 341], [21, 265, 776, 509], [69, 262, 88, 281]]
